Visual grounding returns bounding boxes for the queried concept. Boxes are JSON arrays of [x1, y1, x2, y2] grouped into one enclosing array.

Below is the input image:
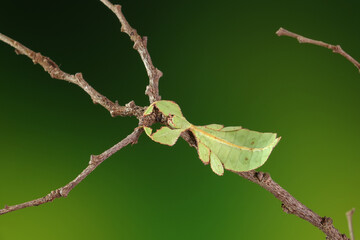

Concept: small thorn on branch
[[255, 171, 265, 181], [255, 171, 271, 184], [320, 217, 334, 232], [333, 45, 343, 54], [115, 5, 122, 13], [125, 100, 136, 108], [156, 68, 163, 79], [89, 155, 96, 165], [281, 203, 293, 214], [142, 36, 148, 47]]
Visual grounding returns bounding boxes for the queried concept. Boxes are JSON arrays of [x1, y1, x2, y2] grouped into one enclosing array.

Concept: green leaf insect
[[143, 100, 280, 176]]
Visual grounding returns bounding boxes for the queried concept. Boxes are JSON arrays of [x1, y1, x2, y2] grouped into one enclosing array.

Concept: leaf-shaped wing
[[144, 126, 183, 146], [143, 104, 154, 116], [205, 124, 224, 130], [153, 100, 183, 117], [191, 125, 280, 173], [210, 152, 224, 176], [197, 142, 210, 164]]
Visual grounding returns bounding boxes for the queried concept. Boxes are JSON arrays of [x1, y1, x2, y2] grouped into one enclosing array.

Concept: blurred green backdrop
[[0, 0, 359, 239]]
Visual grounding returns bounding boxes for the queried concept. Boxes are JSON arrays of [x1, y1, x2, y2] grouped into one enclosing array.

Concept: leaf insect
[[143, 101, 280, 176]]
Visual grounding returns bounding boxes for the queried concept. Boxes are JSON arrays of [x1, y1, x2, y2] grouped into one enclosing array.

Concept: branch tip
[[346, 208, 355, 240], [347, 208, 355, 216], [276, 27, 360, 71], [275, 27, 284, 36]]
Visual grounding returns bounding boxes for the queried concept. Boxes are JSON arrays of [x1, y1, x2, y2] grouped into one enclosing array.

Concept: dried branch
[[234, 171, 349, 240], [0, 127, 143, 215], [178, 131, 349, 240], [274, 28, 359, 238], [0, 33, 144, 118], [276, 27, 360, 72], [100, 0, 162, 103], [346, 208, 356, 240], [0, 0, 157, 216]]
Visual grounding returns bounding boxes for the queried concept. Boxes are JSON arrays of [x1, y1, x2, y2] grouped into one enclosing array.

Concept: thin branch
[[0, 127, 143, 215], [236, 171, 349, 240], [100, 0, 162, 103], [346, 208, 356, 240], [276, 27, 360, 72], [0, 33, 144, 118], [0, 0, 157, 216], [275, 29, 358, 238]]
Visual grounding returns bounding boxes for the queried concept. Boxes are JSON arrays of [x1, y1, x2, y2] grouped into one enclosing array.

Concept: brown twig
[[0, 33, 144, 118], [235, 171, 349, 240], [346, 208, 356, 240], [180, 130, 349, 240], [100, 0, 162, 103], [0, 127, 143, 215], [0, 0, 154, 215], [276, 27, 360, 72]]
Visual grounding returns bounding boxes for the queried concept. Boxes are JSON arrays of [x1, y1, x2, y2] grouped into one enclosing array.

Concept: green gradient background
[[0, 0, 359, 239]]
